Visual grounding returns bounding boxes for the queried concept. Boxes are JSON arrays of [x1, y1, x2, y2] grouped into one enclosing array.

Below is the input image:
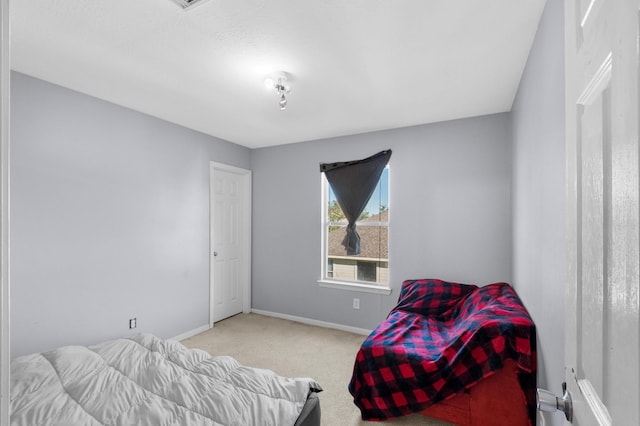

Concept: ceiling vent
[[173, 0, 209, 10]]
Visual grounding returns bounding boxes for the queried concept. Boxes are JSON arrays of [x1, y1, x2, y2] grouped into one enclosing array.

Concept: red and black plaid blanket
[[348, 279, 536, 424]]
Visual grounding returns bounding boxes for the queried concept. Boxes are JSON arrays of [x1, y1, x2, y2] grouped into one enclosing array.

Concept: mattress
[[10, 333, 322, 426]]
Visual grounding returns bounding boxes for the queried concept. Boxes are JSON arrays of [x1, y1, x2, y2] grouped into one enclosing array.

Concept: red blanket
[[348, 279, 536, 424]]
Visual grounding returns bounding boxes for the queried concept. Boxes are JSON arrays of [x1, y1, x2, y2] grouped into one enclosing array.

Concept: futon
[[349, 279, 536, 425], [10, 333, 322, 426]]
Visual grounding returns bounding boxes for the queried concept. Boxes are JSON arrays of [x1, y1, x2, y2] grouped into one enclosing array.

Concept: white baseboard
[[251, 309, 372, 336], [170, 324, 210, 342]]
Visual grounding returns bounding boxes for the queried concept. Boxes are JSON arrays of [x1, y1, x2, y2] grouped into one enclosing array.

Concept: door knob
[[213, 251, 218, 257], [537, 382, 573, 422]]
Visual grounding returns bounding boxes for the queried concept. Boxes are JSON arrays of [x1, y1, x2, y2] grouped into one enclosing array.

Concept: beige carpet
[[181, 313, 452, 426]]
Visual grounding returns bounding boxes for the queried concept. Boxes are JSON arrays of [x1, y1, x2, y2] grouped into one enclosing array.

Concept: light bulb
[[279, 94, 287, 110]]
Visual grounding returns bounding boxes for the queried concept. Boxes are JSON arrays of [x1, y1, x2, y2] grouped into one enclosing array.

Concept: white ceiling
[[11, 0, 547, 149]]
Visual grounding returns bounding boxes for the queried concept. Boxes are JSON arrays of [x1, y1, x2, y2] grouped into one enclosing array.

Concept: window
[[321, 167, 389, 290], [327, 259, 334, 278], [357, 261, 377, 282]]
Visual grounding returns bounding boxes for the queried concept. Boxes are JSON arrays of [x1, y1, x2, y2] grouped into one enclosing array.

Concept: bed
[[10, 333, 322, 426], [348, 279, 536, 426]]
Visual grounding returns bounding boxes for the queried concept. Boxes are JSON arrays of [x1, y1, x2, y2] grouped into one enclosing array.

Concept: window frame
[[318, 167, 391, 295]]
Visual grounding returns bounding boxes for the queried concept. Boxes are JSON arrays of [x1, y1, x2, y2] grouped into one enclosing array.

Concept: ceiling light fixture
[[172, 0, 209, 10], [264, 72, 291, 111]]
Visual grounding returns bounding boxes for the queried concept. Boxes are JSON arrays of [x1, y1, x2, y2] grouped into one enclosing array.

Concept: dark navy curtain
[[320, 150, 392, 255]]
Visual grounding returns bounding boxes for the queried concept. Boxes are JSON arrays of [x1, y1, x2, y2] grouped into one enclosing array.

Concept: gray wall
[[511, 0, 565, 425], [10, 72, 251, 357], [251, 113, 512, 330]]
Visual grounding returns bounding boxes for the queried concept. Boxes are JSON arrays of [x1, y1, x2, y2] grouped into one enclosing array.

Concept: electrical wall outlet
[[129, 318, 137, 329], [353, 298, 360, 309]]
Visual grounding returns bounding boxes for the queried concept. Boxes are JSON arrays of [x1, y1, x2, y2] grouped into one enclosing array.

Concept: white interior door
[[564, 0, 640, 424], [210, 163, 251, 325]]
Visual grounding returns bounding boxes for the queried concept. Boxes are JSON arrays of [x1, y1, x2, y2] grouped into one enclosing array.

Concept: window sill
[[318, 279, 392, 295]]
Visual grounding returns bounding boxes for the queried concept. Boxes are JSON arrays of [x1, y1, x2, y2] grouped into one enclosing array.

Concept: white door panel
[[0, 1, 9, 424], [563, 0, 640, 424], [210, 164, 251, 324]]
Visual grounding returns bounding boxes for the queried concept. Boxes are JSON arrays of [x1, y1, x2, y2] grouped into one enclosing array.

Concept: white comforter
[[10, 334, 321, 426]]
